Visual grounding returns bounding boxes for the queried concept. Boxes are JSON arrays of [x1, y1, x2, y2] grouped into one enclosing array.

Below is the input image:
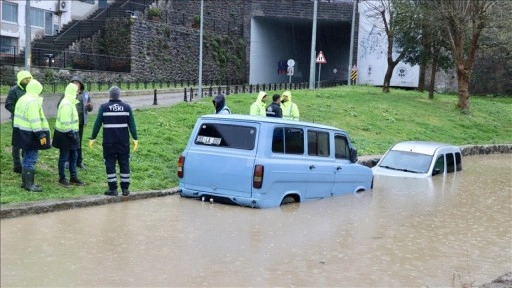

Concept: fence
[[183, 81, 343, 102], [0, 79, 342, 97]]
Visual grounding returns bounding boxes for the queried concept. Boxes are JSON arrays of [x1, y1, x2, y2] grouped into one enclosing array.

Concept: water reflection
[[1, 155, 511, 287]]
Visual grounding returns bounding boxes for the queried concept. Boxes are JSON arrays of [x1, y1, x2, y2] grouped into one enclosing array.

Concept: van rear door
[[182, 122, 258, 198]]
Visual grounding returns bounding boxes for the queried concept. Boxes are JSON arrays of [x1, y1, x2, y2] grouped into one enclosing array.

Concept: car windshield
[[378, 150, 433, 173]]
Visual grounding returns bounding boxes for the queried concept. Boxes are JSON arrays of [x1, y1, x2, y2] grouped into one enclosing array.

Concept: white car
[[372, 141, 462, 177]]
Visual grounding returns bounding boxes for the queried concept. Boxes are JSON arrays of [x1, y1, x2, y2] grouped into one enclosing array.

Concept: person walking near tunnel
[[12, 79, 51, 192], [52, 83, 84, 187], [5, 70, 32, 174], [280, 91, 300, 120], [249, 91, 268, 116], [89, 86, 138, 197]]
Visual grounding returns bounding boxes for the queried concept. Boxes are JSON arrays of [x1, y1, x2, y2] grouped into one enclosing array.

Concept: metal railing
[[29, 48, 131, 72]]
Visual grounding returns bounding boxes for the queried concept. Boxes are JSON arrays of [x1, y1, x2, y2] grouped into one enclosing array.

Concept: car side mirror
[[349, 147, 358, 163], [432, 168, 441, 176]]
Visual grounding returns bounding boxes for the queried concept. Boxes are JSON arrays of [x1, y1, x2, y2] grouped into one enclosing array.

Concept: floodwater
[[1, 154, 511, 287]]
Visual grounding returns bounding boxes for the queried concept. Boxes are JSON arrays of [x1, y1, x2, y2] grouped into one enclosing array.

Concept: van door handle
[[309, 165, 316, 170], [336, 166, 342, 171]]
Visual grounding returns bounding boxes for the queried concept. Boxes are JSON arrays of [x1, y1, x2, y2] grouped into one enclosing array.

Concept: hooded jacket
[[5, 71, 32, 117], [71, 75, 93, 125], [12, 80, 51, 150], [213, 94, 231, 114], [280, 91, 300, 120], [52, 83, 80, 150], [249, 91, 267, 116]]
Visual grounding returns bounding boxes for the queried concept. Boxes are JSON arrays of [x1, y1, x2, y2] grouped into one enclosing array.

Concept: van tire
[[280, 196, 296, 205]]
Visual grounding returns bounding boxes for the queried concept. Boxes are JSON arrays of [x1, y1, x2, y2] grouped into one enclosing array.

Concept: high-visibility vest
[[55, 97, 79, 133]]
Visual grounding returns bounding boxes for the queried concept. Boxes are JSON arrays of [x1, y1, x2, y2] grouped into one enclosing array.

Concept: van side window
[[455, 152, 462, 171], [308, 130, 330, 157], [195, 123, 256, 150], [334, 135, 350, 159], [433, 155, 444, 175], [272, 127, 304, 155], [446, 153, 455, 173]]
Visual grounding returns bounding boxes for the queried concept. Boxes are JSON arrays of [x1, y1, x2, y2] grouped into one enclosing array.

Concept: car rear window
[[195, 123, 256, 150]]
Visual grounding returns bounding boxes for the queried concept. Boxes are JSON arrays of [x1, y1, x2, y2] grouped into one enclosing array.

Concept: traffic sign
[[315, 51, 327, 64]]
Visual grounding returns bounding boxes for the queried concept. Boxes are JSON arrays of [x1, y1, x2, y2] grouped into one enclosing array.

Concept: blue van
[[177, 114, 373, 208]]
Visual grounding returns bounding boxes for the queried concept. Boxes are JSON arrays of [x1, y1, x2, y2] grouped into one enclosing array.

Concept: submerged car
[[177, 114, 374, 208], [372, 141, 462, 177]]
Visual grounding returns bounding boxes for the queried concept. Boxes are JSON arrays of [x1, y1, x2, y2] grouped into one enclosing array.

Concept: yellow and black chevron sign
[[351, 70, 357, 81]]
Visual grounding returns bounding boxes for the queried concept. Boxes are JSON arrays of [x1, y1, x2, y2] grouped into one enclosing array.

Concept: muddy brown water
[[1, 154, 511, 287]]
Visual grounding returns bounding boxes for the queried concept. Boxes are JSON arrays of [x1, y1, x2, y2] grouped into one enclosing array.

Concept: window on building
[[30, 8, 45, 28], [0, 36, 17, 54], [30, 8, 53, 35], [2, 1, 18, 23]]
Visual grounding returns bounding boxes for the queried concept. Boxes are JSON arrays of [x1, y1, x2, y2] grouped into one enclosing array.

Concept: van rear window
[[195, 123, 256, 150]]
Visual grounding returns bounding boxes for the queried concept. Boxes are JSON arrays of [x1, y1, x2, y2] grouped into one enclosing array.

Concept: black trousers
[[77, 124, 84, 165], [103, 142, 131, 190], [68, 124, 84, 165]]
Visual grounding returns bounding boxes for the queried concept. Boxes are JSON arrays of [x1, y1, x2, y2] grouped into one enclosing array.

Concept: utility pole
[[347, 0, 357, 86], [309, 0, 318, 89], [198, 0, 204, 98], [25, 0, 31, 70]]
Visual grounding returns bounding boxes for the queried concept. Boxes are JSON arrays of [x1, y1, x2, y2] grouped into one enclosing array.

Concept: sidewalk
[[1, 88, 189, 124]]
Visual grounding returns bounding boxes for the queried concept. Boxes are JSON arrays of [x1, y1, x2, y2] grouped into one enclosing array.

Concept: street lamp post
[[347, 0, 357, 86], [25, 0, 31, 70], [309, 0, 318, 89], [198, 0, 204, 98]]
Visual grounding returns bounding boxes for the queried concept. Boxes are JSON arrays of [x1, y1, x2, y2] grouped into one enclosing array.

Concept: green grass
[[1, 85, 511, 205]]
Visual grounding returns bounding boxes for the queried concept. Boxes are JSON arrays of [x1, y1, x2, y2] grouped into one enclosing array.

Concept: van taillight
[[253, 165, 264, 188], [177, 156, 185, 178]]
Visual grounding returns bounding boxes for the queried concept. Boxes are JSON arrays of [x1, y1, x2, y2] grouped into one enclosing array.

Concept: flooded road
[[1, 154, 511, 287]]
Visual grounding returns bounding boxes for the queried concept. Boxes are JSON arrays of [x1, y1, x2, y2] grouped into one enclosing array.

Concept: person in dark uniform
[[266, 94, 283, 118], [89, 86, 138, 196]]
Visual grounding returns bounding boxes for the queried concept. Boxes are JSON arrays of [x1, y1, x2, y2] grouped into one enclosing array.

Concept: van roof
[[199, 114, 346, 132], [390, 141, 460, 155]]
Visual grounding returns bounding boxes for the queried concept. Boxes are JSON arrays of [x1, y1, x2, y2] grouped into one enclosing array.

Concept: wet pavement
[[1, 154, 511, 287], [1, 88, 188, 124]]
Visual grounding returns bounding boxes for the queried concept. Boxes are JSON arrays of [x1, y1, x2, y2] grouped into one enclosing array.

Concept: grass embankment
[[1, 86, 511, 204]]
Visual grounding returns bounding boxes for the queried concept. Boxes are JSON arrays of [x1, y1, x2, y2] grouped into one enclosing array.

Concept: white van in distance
[[177, 114, 374, 208]]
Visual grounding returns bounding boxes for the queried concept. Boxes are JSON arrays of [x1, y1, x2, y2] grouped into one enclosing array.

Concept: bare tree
[[361, 0, 410, 93], [430, 0, 495, 111]]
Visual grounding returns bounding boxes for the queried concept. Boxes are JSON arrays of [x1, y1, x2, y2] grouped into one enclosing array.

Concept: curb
[[1, 188, 179, 219], [1, 146, 510, 220]]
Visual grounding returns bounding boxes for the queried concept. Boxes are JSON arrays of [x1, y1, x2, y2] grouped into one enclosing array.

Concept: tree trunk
[[418, 64, 426, 92], [382, 63, 395, 93], [456, 65, 470, 111], [428, 60, 437, 99]]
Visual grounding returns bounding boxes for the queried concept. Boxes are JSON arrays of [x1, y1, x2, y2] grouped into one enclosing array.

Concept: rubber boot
[[20, 169, 26, 188], [24, 169, 42, 192]]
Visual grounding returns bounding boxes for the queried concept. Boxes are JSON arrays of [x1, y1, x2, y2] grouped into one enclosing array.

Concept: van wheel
[[280, 196, 296, 205]]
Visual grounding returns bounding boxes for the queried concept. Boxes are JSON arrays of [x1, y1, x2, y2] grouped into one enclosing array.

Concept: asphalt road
[[1, 91, 190, 124]]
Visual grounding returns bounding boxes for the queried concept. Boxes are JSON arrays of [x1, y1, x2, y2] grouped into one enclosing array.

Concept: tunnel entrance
[[249, 16, 351, 85]]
